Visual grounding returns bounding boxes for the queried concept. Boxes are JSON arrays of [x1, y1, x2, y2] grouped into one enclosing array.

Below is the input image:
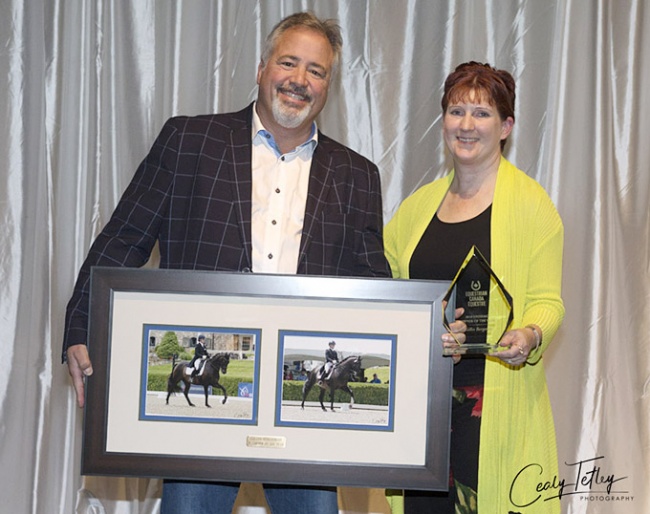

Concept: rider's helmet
[[329, 341, 336, 347], [198, 334, 205, 341]]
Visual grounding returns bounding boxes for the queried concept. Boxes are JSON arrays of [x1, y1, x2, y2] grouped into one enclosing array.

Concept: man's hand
[[66, 344, 93, 408]]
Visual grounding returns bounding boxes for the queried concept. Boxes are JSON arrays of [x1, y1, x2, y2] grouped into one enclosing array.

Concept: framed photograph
[[140, 324, 261, 424], [83, 268, 452, 490]]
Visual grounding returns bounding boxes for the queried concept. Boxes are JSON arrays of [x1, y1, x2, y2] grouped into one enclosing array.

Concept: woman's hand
[[491, 327, 536, 366], [442, 307, 467, 363]]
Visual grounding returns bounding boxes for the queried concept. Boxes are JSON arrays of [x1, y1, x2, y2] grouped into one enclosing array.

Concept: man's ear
[[256, 61, 265, 85]]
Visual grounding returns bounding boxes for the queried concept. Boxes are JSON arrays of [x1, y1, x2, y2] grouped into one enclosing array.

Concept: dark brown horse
[[166, 352, 230, 407], [300, 355, 361, 411]]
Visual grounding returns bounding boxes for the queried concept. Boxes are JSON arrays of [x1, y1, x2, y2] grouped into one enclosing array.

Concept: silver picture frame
[[83, 268, 452, 490]]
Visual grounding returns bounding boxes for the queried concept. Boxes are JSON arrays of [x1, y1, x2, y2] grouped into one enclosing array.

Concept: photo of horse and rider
[[142, 327, 260, 423], [277, 331, 395, 431]]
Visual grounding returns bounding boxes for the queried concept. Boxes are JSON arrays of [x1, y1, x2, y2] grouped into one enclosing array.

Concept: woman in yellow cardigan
[[384, 62, 565, 513]]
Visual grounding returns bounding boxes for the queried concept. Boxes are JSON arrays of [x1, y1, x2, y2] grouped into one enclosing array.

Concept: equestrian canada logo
[[471, 280, 481, 291]]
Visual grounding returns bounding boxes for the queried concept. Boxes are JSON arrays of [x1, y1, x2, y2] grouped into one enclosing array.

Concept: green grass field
[[363, 366, 390, 383], [149, 359, 255, 381]]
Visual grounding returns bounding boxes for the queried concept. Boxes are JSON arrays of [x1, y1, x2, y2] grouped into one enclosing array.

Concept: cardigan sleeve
[[490, 158, 565, 363], [521, 190, 565, 363]]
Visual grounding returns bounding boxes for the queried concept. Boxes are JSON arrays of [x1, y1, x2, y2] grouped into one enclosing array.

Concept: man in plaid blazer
[[63, 11, 390, 514]]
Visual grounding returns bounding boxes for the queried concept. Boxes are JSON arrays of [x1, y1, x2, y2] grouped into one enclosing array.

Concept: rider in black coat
[[319, 341, 339, 383], [189, 334, 209, 378]]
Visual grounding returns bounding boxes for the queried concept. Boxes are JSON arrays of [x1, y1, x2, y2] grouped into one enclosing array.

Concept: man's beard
[[271, 87, 313, 128]]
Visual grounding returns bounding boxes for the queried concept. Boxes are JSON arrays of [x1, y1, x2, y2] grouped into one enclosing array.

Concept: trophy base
[[443, 344, 496, 356]]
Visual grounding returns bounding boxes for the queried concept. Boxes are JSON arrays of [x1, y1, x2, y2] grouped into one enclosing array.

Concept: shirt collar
[[252, 101, 318, 158]]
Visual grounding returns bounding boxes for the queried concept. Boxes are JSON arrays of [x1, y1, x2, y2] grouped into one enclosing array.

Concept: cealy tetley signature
[[509, 456, 629, 507]]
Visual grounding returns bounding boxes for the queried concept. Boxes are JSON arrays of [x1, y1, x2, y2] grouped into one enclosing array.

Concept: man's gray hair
[[260, 12, 343, 77]]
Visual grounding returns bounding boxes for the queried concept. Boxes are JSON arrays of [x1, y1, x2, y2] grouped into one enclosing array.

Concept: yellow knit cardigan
[[384, 157, 565, 513]]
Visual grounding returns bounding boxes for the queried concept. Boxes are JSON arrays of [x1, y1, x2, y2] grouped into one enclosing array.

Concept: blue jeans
[[160, 480, 338, 514]]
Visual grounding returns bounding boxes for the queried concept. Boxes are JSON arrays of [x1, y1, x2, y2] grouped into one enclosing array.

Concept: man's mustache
[[279, 84, 312, 102]]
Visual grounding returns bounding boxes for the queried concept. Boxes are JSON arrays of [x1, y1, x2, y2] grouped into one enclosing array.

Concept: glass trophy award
[[442, 246, 513, 355]]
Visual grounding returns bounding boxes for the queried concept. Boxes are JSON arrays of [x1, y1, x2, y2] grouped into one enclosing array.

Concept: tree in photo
[[156, 331, 183, 360]]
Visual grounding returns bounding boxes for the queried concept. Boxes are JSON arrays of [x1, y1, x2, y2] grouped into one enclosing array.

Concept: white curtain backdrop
[[1, 1, 648, 513]]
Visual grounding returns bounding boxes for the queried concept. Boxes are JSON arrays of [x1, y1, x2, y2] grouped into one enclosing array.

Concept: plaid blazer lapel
[[298, 140, 333, 268], [228, 108, 254, 270]]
